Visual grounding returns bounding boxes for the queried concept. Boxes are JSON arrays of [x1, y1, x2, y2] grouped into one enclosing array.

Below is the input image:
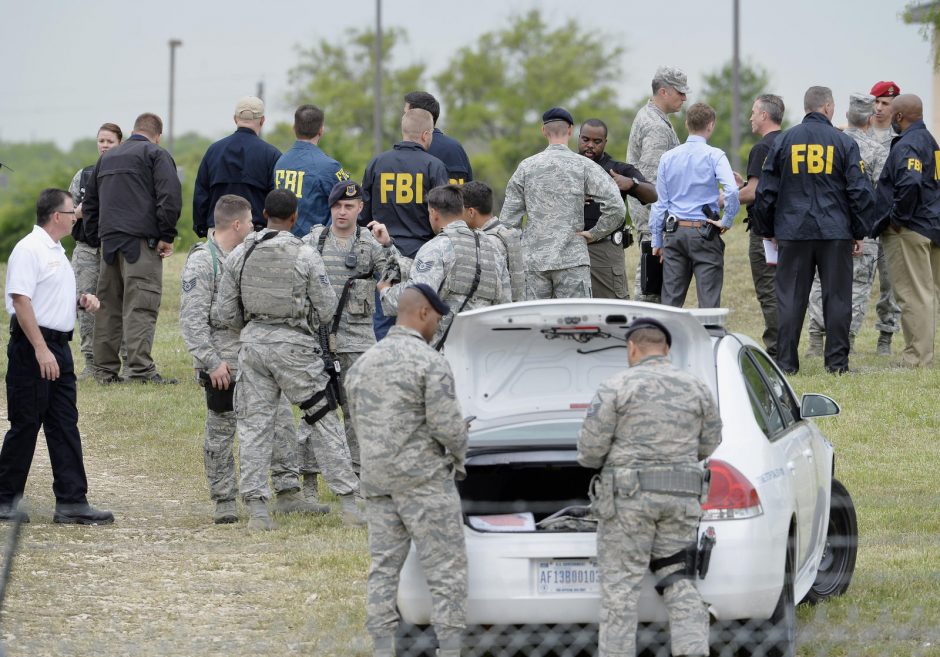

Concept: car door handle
[[802, 449, 814, 460]]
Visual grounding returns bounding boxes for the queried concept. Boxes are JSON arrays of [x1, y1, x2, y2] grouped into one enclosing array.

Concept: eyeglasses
[[56, 210, 76, 215]]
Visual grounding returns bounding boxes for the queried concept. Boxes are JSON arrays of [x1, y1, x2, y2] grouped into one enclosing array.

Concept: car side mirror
[[800, 393, 840, 419]]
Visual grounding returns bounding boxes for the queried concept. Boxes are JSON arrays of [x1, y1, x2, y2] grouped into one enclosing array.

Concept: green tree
[[282, 27, 425, 180], [433, 10, 632, 199], [904, 2, 940, 64]]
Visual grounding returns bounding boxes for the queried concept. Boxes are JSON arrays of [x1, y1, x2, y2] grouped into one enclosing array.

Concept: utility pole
[[731, 0, 741, 171], [256, 80, 265, 102], [168, 39, 183, 154], [373, 0, 383, 156]]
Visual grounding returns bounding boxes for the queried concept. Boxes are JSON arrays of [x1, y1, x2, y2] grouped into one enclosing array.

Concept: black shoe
[[826, 367, 852, 375], [53, 503, 114, 525], [96, 374, 125, 385], [129, 373, 178, 385], [0, 504, 29, 523]]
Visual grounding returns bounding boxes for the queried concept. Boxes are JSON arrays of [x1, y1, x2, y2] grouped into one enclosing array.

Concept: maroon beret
[[869, 81, 900, 98]]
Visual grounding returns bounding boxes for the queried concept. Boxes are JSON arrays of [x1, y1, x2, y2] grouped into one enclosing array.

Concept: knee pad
[[650, 543, 697, 595], [300, 386, 338, 425]]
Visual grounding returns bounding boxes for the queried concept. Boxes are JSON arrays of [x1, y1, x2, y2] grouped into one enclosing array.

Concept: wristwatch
[[630, 177, 640, 189]]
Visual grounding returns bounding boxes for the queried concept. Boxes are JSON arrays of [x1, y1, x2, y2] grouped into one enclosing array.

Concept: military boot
[[877, 330, 893, 356], [213, 499, 238, 524], [274, 488, 331, 515], [339, 494, 366, 527], [246, 498, 274, 531], [302, 475, 319, 502], [805, 331, 824, 358], [372, 635, 395, 657], [77, 357, 94, 381]]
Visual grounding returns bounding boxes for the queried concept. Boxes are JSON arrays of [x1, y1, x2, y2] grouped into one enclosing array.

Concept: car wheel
[[395, 622, 437, 657], [801, 478, 858, 604]]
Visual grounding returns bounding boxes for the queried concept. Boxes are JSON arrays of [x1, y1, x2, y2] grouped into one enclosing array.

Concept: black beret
[[542, 107, 574, 126], [411, 283, 451, 316], [623, 317, 672, 347], [328, 181, 362, 208]]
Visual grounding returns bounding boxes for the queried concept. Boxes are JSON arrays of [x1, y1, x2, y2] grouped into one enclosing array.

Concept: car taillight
[[701, 459, 763, 520]]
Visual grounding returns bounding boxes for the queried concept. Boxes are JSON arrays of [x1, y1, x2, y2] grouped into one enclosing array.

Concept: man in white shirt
[[0, 189, 113, 525]]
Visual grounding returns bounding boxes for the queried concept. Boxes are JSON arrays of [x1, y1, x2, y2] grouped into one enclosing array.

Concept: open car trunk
[[458, 449, 599, 531]]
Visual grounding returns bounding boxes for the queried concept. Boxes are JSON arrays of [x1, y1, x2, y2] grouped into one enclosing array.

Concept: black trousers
[[0, 333, 88, 506], [775, 239, 853, 373]]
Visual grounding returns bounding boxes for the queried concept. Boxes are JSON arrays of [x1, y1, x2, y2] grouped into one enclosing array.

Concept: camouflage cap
[[869, 81, 900, 98], [411, 283, 451, 316], [653, 66, 690, 95], [328, 180, 362, 207], [848, 93, 875, 118], [624, 317, 672, 347]]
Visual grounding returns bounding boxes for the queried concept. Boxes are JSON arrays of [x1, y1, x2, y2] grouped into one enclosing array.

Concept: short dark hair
[[755, 94, 785, 126], [214, 194, 252, 229], [804, 86, 833, 113], [133, 112, 163, 137], [98, 122, 123, 142], [404, 91, 440, 125], [428, 184, 464, 219], [628, 327, 668, 348], [294, 104, 324, 139], [264, 189, 298, 220], [461, 181, 493, 215], [580, 118, 608, 137], [36, 188, 70, 227], [686, 103, 717, 132]]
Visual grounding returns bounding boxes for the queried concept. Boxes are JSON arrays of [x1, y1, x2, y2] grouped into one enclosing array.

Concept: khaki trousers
[[881, 227, 940, 367]]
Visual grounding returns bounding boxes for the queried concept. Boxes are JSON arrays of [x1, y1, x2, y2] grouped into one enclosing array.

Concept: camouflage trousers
[[299, 351, 362, 480], [597, 491, 709, 657], [71, 241, 99, 366], [202, 382, 300, 502], [365, 476, 467, 646], [525, 265, 592, 300], [808, 240, 878, 337], [633, 230, 661, 303], [875, 239, 901, 333], [236, 340, 337, 501]]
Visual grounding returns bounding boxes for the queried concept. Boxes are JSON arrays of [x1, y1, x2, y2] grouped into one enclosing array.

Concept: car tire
[[395, 622, 436, 657], [801, 478, 858, 604]]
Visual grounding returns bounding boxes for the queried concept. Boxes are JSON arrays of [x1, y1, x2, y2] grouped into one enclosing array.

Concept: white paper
[[763, 239, 778, 266], [468, 512, 536, 532]]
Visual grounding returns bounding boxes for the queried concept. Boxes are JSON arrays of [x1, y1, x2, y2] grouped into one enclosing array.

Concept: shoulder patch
[[319, 274, 330, 285], [415, 259, 433, 273], [182, 278, 197, 293]]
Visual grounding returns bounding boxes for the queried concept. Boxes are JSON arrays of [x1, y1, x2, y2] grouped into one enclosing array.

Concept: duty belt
[[10, 315, 72, 344], [637, 468, 704, 497]]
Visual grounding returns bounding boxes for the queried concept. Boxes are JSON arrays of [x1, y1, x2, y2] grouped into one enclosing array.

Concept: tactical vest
[[240, 232, 305, 321], [443, 223, 499, 303]]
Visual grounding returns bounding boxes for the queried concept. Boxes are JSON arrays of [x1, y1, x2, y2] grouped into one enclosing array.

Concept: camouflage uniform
[[300, 224, 389, 474], [627, 101, 681, 302], [501, 144, 625, 300], [578, 354, 722, 657], [344, 325, 469, 651], [180, 238, 301, 504], [808, 128, 888, 340], [381, 220, 511, 347], [871, 125, 902, 336], [481, 216, 526, 302], [68, 168, 100, 369], [216, 228, 346, 502]]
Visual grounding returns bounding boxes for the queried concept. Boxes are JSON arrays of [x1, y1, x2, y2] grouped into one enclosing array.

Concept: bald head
[[402, 108, 434, 141], [893, 94, 923, 121], [397, 287, 443, 343]]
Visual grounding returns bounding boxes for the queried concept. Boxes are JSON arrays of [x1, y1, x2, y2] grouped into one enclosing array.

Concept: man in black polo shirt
[[578, 119, 657, 299], [737, 94, 784, 357], [403, 91, 473, 184]]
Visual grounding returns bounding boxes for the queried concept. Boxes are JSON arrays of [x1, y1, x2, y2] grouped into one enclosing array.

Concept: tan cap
[[653, 66, 690, 94], [234, 96, 265, 120]]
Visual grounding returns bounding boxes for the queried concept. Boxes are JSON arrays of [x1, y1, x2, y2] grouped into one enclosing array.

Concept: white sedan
[[395, 300, 858, 657]]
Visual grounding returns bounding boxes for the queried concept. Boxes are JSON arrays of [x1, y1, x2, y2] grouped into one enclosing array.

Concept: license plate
[[535, 559, 599, 594]]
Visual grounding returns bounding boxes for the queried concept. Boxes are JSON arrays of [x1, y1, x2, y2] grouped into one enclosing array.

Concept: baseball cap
[[235, 96, 265, 120], [542, 107, 574, 126], [869, 81, 900, 98], [328, 181, 362, 207], [654, 66, 690, 95]]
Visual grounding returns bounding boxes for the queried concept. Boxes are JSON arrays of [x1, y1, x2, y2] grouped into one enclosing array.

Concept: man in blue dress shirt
[[649, 103, 739, 308], [274, 104, 350, 237]]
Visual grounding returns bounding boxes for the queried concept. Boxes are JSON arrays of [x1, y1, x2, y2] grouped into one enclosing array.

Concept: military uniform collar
[[633, 353, 670, 367], [646, 99, 671, 124], [388, 325, 427, 342], [545, 143, 571, 152]]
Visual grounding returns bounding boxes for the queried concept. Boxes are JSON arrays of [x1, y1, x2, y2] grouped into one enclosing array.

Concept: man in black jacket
[[873, 93, 940, 368], [83, 112, 182, 384], [754, 86, 875, 374]]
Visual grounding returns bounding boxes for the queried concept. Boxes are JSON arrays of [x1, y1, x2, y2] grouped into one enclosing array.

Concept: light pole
[[168, 39, 183, 154], [731, 0, 741, 172], [373, 0, 383, 156]]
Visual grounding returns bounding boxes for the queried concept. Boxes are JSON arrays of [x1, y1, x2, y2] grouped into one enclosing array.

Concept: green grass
[[0, 227, 938, 656]]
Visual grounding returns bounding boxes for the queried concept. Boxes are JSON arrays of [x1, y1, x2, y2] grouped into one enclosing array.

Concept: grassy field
[[0, 226, 939, 657]]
